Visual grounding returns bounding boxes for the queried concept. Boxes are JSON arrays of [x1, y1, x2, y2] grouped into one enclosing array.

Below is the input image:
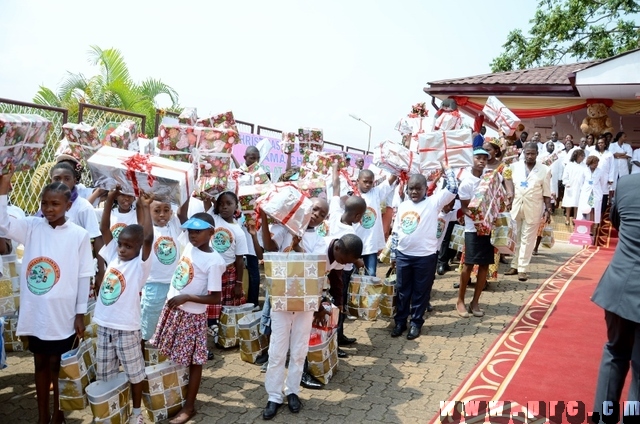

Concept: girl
[[206, 192, 248, 324], [579, 155, 608, 235], [150, 213, 226, 424], [94, 190, 137, 240], [49, 161, 105, 297], [562, 149, 586, 225], [0, 174, 94, 424], [141, 199, 188, 345]]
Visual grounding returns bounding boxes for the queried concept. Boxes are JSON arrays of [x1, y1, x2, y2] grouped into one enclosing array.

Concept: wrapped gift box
[[482, 96, 521, 136], [178, 107, 197, 126], [218, 304, 254, 349], [373, 140, 423, 176], [293, 178, 326, 199], [300, 150, 347, 176], [264, 252, 327, 312], [59, 338, 94, 410], [238, 183, 273, 212], [256, 184, 313, 237], [88, 146, 195, 205], [418, 129, 473, 170], [156, 124, 197, 162], [105, 120, 137, 151], [297, 127, 324, 153], [281, 132, 296, 154], [142, 362, 190, 423], [307, 328, 338, 384], [3, 313, 28, 352], [61, 122, 102, 160], [0, 113, 51, 174], [448, 224, 465, 252], [468, 170, 505, 235], [193, 155, 232, 200], [347, 275, 384, 321], [86, 372, 131, 423], [144, 345, 168, 367], [379, 272, 397, 317], [433, 111, 463, 131], [237, 312, 269, 364], [491, 212, 516, 254], [0, 278, 17, 316], [542, 152, 560, 166], [195, 110, 238, 133]]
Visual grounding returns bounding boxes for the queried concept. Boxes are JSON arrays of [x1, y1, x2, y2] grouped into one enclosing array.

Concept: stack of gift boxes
[[0, 113, 51, 174]]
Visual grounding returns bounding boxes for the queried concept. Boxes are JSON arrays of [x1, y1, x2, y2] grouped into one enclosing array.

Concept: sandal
[[467, 305, 485, 317], [169, 410, 196, 424]]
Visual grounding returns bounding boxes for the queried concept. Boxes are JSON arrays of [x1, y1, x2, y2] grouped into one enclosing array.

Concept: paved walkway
[[0, 243, 582, 423]]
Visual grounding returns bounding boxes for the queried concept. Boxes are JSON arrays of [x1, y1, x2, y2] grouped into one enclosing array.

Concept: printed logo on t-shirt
[[100, 268, 126, 306], [111, 223, 127, 240], [26, 257, 61, 295], [436, 217, 446, 239], [361, 207, 377, 230], [400, 211, 420, 235], [316, 221, 329, 237], [171, 257, 194, 290], [212, 228, 233, 254], [154, 236, 177, 265]]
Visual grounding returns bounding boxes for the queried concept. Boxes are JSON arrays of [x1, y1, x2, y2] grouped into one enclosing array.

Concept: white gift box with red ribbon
[[255, 183, 313, 237], [372, 140, 423, 176], [433, 111, 462, 131], [418, 129, 474, 170], [482, 96, 521, 136]]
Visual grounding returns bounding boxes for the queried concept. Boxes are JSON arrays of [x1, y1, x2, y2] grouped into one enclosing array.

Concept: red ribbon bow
[[122, 153, 155, 196]]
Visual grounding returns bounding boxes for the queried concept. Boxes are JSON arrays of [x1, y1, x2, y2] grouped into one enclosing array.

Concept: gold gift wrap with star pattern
[[3, 313, 28, 352], [347, 275, 384, 321], [218, 303, 254, 348], [59, 338, 94, 410], [264, 253, 327, 312], [142, 361, 190, 423], [86, 372, 131, 423], [144, 345, 169, 367], [307, 329, 338, 384], [0, 278, 17, 315], [379, 275, 397, 318], [237, 312, 269, 363]]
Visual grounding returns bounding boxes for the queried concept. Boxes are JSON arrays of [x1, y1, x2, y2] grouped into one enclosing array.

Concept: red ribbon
[[411, 118, 424, 141], [483, 103, 518, 133], [418, 131, 472, 167], [339, 168, 361, 196], [122, 153, 156, 196], [256, 182, 307, 225]]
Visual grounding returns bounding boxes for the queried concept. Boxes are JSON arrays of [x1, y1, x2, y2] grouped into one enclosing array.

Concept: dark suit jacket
[[592, 174, 640, 323]]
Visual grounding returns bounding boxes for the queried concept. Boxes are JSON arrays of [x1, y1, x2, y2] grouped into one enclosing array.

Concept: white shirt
[[210, 214, 249, 265], [590, 150, 616, 192], [148, 216, 184, 283], [94, 240, 152, 331], [608, 142, 633, 179], [167, 243, 225, 314], [0, 196, 94, 340], [393, 189, 457, 256], [631, 148, 640, 174], [458, 172, 482, 233], [355, 180, 393, 255], [94, 208, 138, 240], [68, 197, 101, 238]]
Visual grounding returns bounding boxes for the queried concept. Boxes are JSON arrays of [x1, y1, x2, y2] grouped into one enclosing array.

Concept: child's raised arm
[[100, 186, 121, 246], [177, 196, 190, 224], [137, 191, 155, 261], [259, 209, 280, 252]]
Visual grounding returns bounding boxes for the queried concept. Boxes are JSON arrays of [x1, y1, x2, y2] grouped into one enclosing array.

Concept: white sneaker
[[129, 414, 144, 424]]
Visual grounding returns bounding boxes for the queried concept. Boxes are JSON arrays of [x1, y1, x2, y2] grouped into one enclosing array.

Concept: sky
[[0, 0, 541, 152]]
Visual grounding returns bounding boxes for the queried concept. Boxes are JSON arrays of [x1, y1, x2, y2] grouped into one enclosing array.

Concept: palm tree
[[33, 45, 180, 136]]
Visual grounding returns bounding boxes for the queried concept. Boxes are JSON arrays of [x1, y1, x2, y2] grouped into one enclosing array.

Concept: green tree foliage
[[33, 45, 180, 136], [491, 0, 640, 72]]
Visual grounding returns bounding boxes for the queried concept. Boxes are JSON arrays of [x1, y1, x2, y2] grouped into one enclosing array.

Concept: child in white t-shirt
[[94, 191, 137, 240], [151, 213, 225, 424], [0, 176, 94, 424], [94, 187, 154, 424], [390, 168, 458, 340]]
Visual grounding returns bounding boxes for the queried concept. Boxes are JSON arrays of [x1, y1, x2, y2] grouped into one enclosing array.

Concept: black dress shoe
[[300, 372, 323, 389], [390, 324, 407, 337], [426, 302, 433, 312], [337, 348, 348, 358], [255, 351, 269, 365], [287, 393, 302, 413], [436, 264, 445, 275], [407, 325, 420, 340], [262, 401, 282, 420], [338, 335, 357, 346]]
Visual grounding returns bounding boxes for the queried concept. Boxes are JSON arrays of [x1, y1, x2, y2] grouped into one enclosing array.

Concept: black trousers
[[437, 221, 457, 266]]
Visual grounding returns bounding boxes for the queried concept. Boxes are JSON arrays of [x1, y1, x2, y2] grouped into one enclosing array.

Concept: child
[[390, 167, 458, 340], [261, 233, 363, 420], [94, 190, 138, 240], [207, 192, 248, 323], [141, 199, 188, 345], [457, 149, 492, 318], [151, 213, 226, 424], [93, 187, 154, 424], [0, 174, 94, 424]]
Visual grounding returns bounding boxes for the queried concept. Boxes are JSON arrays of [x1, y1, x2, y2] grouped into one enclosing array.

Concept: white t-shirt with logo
[[68, 197, 101, 238], [0, 196, 95, 340], [148, 216, 184, 283], [209, 214, 249, 265], [94, 208, 138, 240], [393, 189, 457, 256], [94, 240, 153, 331], [458, 172, 482, 233], [167, 243, 225, 314], [356, 181, 393, 255]]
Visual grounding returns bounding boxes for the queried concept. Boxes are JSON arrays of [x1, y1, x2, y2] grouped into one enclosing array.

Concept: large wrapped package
[[218, 303, 254, 348], [144, 344, 168, 367], [418, 129, 474, 170], [467, 170, 505, 236], [347, 275, 384, 321], [263, 252, 327, 312], [59, 338, 95, 410], [307, 328, 338, 384], [300, 150, 347, 177], [238, 183, 273, 212], [88, 146, 195, 205], [86, 372, 131, 424], [0, 113, 52, 174], [541, 225, 555, 249], [433, 111, 463, 132], [491, 213, 516, 254], [256, 184, 313, 237], [193, 155, 232, 200], [482, 96, 521, 136], [379, 269, 397, 318], [373, 140, 422, 176], [105, 120, 138, 151], [293, 178, 326, 199], [297, 127, 324, 153], [281, 132, 297, 154], [237, 311, 269, 364], [178, 107, 198, 126], [142, 362, 190, 423], [195, 110, 238, 133], [61, 122, 102, 160], [448, 224, 465, 252], [156, 124, 196, 162], [2, 313, 28, 352]]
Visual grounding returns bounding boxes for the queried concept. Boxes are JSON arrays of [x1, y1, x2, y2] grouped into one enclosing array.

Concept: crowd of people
[[0, 125, 634, 423]]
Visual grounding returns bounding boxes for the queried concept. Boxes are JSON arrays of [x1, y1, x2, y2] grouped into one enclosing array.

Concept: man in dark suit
[[592, 173, 640, 422]]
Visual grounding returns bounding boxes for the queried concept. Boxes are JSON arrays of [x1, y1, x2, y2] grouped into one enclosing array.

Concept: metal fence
[[0, 98, 68, 214]]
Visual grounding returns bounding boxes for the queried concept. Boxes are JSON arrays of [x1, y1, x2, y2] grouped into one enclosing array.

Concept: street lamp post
[[349, 113, 372, 154]]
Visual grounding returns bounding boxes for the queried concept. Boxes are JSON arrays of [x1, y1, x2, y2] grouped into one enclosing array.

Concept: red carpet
[[434, 246, 618, 424]]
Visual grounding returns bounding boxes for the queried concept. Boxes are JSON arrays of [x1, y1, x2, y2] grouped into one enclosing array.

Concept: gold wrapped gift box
[[237, 312, 269, 364], [86, 372, 131, 423], [3, 313, 28, 352], [347, 275, 384, 321], [142, 362, 190, 423], [2, 254, 18, 278], [307, 329, 338, 385], [448, 224, 465, 252], [59, 338, 95, 410], [218, 303, 254, 348], [144, 346, 168, 367], [264, 253, 327, 312]]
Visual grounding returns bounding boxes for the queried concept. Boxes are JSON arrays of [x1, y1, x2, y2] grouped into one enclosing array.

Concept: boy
[[93, 187, 154, 424], [262, 233, 363, 420], [457, 149, 492, 318], [390, 168, 458, 340]]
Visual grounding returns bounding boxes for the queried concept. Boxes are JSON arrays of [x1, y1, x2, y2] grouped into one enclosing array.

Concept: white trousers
[[511, 212, 540, 273], [265, 310, 314, 403]]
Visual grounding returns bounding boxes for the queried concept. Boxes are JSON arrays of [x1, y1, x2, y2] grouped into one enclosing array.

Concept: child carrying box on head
[[93, 186, 155, 424]]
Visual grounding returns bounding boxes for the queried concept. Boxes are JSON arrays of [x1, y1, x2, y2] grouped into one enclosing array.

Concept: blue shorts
[[140, 282, 170, 341]]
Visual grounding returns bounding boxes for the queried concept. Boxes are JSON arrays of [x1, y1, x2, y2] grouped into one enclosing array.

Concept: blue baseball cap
[[473, 148, 490, 156], [346, 155, 352, 160], [181, 217, 213, 230]]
